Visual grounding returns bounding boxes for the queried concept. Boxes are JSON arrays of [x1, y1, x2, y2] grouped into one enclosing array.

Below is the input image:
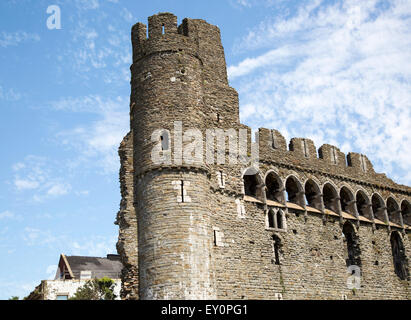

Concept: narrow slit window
[[331, 147, 338, 164], [162, 24, 165, 34], [302, 139, 309, 158], [273, 236, 281, 265], [181, 180, 184, 203], [271, 131, 279, 149], [360, 155, 367, 172]]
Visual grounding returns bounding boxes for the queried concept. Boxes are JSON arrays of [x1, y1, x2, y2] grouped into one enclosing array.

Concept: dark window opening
[[340, 187, 354, 215], [273, 235, 281, 265], [219, 171, 224, 187], [268, 210, 275, 228], [372, 194, 386, 222], [162, 24, 165, 34], [356, 191, 370, 219], [276, 211, 283, 229], [391, 232, 409, 280], [244, 174, 258, 197], [285, 177, 303, 206], [180, 180, 184, 203], [323, 184, 337, 212], [265, 173, 283, 202], [305, 180, 321, 210], [401, 201, 411, 226], [387, 197, 401, 225], [342, 222, 362, 268]]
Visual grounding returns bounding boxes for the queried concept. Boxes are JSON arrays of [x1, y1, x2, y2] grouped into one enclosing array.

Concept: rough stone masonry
[[115, 12, 411, 300]]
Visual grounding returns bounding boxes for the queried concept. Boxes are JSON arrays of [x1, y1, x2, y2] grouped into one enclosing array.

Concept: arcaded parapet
[[115, 132, 138, 299], [257, 129, 410, 193]]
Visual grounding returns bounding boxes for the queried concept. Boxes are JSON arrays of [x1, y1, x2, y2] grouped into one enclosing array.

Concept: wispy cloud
[[22, 226, 116, 257], [0, 211, 15, 220], [229, 0, 411, 185], [52, 95, 129, 174], [12, 156, 72, 201], [0, 85, 21, 101], [0, 31, 40, 48]]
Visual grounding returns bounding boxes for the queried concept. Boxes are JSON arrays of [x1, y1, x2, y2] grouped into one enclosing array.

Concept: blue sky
[[0, 0, 410, 299]]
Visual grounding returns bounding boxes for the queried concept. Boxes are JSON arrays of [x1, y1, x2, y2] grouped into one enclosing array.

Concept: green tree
[[69, 277, 117, 300], [8, 296, 19, 300]]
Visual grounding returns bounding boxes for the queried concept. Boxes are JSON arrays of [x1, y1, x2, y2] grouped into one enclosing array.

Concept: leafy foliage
[[69, 277, 116, 300]]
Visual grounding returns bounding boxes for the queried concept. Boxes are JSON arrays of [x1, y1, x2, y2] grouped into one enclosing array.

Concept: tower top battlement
[[131, 13, 229, 86]]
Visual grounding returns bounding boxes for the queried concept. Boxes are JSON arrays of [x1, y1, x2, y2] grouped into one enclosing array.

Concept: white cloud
[[229, 0, 411, 185], [14, 179, 39, 191], [0, 31, 40, 48], [12, 156, 72, 201], [0, 85, 21, 101], [47, 183, 71, 196], [75, 0, 99, 10], [0, 211, 14, 220], [53, 95, 129, 174]]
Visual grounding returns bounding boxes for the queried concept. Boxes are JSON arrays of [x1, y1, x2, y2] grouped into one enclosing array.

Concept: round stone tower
[[129, 12, 238, 299]]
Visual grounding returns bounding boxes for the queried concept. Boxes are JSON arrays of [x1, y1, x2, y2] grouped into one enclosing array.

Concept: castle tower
[[117, 12, 411, 301], [129, 13, 239, 299]]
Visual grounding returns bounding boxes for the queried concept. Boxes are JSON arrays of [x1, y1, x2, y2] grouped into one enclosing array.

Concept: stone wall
[[116, 12, 411, 300]]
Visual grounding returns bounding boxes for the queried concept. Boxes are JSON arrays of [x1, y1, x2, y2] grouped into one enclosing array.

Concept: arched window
[[268, 209, 275, 228], [340, 187, 355, 215], [372, 194, 386, 223], [356, 191, 372, 219], [266, 209, 285, 230], [285, 176, 304, 206], [387, 197, 401, 226], [342, 222, 361, 267], [390, 231, 409, 280], [304, 180, 322, 210], [323, 183, 338, 213], [265, 172, 284, 203], [401, 201, 411, 226], [243, 167, 263, 199]]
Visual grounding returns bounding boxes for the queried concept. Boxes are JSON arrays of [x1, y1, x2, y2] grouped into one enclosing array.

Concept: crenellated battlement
[[131, 13, 229, 86], [257, 127, 410, 192]]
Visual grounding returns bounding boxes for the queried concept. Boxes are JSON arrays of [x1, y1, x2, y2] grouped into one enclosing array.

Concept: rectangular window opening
[[181, 180, 184, 203]]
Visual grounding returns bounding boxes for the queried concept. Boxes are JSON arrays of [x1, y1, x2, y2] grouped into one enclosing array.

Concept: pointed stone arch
[[304, 179, 322, 211], [401, 200, 411, 226], [284, 175, 305, 206], [390, 231, 409, 280], [342, 221, 362, 268], [265, 170, 284, 203], [355, 189, 372, 220], [387, 197, 401, 226]]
